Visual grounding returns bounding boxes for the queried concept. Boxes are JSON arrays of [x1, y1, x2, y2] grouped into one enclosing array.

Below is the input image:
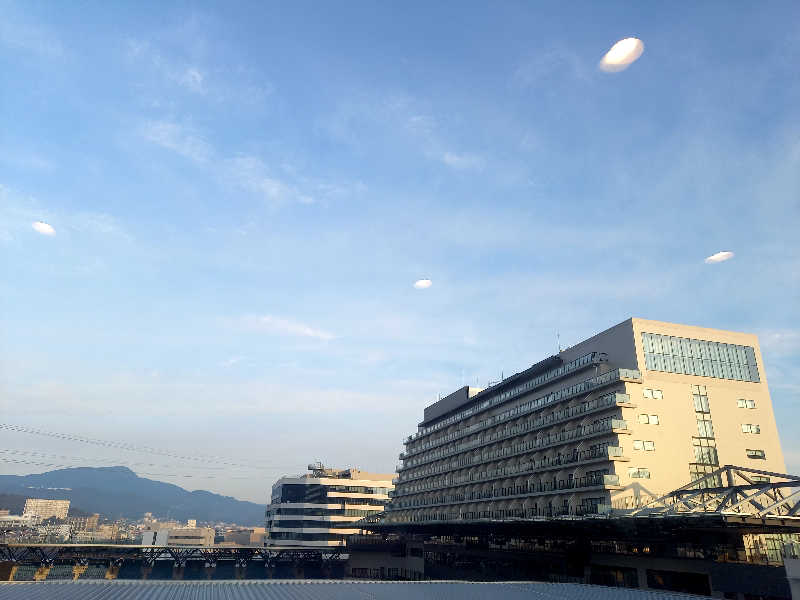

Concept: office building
[[265, 463, 394, 547], [389, 318, 786, 521], [22, 499, 70, 521]]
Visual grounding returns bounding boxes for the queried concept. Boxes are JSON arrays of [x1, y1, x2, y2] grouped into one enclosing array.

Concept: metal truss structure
[[0, 544, 344, 568], [621, 465, 800, 518]]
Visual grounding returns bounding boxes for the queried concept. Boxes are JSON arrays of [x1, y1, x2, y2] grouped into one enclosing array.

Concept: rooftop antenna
[[557, 331, 561, 353]]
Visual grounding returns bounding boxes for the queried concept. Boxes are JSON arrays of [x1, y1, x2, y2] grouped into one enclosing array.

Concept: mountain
[[0, 467, 264, 525]]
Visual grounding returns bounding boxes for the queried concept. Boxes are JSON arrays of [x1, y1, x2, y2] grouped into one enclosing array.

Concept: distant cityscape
[[1, 319, 799, 596]]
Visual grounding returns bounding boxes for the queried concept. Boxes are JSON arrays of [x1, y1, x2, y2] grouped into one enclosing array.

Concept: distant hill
[[0, 467, 264, 525]]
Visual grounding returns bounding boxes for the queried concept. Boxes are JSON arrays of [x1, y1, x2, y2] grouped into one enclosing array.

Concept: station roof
[[0, 581, 702, 599]]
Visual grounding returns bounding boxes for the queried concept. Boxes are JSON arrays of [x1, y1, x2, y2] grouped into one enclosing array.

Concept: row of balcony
[[402, 368, 640, 461], [397, 417, 629, 482], [392, 446, 625, 498], [387, 474, 621, 511], [400, 391, 631, 464], [383, 504, 613, 523], [405, 353, 600, 445]]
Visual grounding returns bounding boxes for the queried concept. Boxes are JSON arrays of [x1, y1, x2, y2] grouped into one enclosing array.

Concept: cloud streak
[[243, 315, 335, 341]]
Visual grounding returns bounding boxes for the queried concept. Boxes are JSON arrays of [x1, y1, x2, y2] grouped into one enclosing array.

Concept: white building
[[265, 463, 394, 548]]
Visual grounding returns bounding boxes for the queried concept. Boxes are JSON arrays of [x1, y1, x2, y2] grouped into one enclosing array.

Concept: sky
[[1, 1, 799, 504]]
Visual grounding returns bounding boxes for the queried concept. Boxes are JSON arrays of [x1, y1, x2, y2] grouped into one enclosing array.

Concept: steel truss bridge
[[0, 544, 344, 569]]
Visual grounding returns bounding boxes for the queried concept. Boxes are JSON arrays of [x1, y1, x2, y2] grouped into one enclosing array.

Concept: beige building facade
[[388, 318, 786, 522], [22, 498, 70, 521]]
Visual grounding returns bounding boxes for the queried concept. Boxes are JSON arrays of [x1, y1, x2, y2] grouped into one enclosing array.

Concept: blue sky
[[1, 1, 799, 503]]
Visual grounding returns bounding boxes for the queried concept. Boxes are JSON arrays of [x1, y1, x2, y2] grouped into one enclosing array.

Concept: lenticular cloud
[[414, 279, 432, 289], [705, 251, 734, 264], [599, 37, 644, 72], [32, 221, 56, 235]]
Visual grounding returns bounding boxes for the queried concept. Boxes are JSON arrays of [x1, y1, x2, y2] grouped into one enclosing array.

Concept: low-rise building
[[265, 463, 394, 548]]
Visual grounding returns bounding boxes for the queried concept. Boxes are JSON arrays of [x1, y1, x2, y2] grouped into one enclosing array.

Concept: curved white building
[[265, 463, 394, 547]]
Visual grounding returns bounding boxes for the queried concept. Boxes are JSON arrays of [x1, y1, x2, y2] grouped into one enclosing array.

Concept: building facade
[[388, 318, 786, 522], [140, 526, 215, 546], [265, 463, 394, 547], [22, 499, 70, 521]]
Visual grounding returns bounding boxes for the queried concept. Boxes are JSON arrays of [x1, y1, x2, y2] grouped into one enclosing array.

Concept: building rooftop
[[0, 581, 704, 599]]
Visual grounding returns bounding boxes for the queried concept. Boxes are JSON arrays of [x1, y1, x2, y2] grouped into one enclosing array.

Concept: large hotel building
[[265, 464, 394, 547], [388, 318, 786, 522]]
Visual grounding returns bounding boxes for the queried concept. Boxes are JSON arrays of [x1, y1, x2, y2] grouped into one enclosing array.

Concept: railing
[[392, 446, 626, 498], [397, 418, 629, 483], [388, 474, 621, 511], [402, 368, 640, 462], [405, 353, 602, 444], [400, 391, 631, 468]]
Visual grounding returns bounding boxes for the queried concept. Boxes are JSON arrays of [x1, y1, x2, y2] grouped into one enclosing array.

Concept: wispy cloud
[[141, 120, 212, 163], [242, 315, 335, 341], [0, 16, 64, 58], [224, 156, 314, 205], [440, 151, 484, 171], [139, 120, 318, 206], [220, 356, 246, 368]]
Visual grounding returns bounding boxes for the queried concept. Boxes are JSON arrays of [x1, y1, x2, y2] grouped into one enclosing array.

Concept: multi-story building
[[388, 318, 786, 522], [265, 463, 394, 547], [22, 498, 70, 521]]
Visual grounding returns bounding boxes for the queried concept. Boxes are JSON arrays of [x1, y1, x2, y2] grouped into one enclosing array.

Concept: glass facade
[[641, 332, 759, 383]]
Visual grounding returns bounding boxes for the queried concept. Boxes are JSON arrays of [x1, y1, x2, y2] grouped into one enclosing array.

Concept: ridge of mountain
[[0, 467, 264, 525]]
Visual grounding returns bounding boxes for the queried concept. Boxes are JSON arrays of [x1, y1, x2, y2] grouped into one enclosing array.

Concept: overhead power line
[[0, 423, 277, 471]]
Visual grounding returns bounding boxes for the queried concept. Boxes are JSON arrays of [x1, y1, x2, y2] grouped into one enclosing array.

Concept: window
[[737, 398, 756, 409], [633, 440, 643, 450], [693, 394, 709, 413], [696, 418, 714, 438], [746, 449, 766, 459], [693, 446, 718, 465], [751, 475, 770, 483], [628, 467, 650, 479], [642, 333, 760, 383], [741, 424, 760, 434], [652, 389, 663, 400], [643, 440, 655, 451], [643, 388, 663, 400], [638, 414, 649, 424], [643, 388, 652, 399], [649, 414, 659, 425]]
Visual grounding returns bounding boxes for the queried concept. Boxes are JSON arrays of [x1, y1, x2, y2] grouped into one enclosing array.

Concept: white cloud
[[244, 315, 334, 341], [221, 356, 246, 368], [441, 152, 484, 170], [224, 156, 314, 205], [704, 251, 735, 264], [178, 67, 206, 94], [599, 37, 645, 73], [32, 221, 55, 236], [141, 121, 212, 163], [414, 279, 432, 289]]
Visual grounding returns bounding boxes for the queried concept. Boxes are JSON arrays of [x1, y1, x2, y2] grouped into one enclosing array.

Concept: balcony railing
[[397, 418, 629, 483], [401, 367, 640, 461], [402, 391, 632, 464], [388, 474, 621, 511], [405, 353, 604, 445], [392, 446, 625, 498]]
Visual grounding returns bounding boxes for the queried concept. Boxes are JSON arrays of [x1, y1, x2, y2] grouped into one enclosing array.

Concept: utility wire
[[0, 423, 275, 471]]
